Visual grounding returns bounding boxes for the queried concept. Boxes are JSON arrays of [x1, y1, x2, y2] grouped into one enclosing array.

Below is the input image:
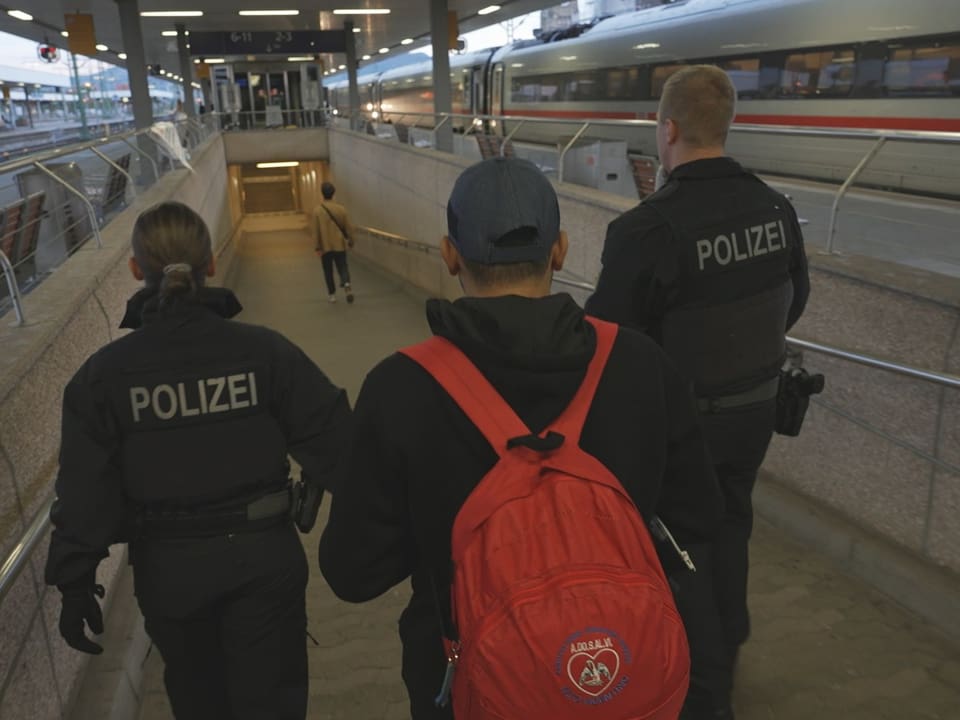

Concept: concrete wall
[[327, 128, 960, 634], [0, 135, 236, 719], [221, 129, 329, 166]]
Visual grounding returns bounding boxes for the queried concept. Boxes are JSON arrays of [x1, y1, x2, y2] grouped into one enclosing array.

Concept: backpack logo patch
[[557, 629, 632, 705]]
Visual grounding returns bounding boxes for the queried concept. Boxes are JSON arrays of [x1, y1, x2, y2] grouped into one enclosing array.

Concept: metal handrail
[[358, 224, 438, 254], [0, 496, 53, 605], [0, 249, 25, 326]]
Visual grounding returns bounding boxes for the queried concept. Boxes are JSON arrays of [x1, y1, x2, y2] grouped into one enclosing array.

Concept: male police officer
[[586, 65, 810, 719]]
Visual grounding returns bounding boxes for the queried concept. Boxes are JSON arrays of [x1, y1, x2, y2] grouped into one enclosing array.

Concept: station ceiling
[[0, 0, 562, 75]]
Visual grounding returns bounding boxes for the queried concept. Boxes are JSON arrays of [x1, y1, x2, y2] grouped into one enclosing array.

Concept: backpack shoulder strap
[[549, 316, 618, 441], [400, 337, 530, 457]]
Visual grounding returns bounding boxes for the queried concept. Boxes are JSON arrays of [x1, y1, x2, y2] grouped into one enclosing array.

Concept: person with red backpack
[[319, 157, 723, 719]]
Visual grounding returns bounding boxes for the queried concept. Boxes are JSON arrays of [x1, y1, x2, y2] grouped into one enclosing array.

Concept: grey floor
[[137, 224, 960, 720]]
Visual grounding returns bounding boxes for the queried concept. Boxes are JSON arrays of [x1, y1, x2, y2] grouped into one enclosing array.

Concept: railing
[[0, 496, 54, 605], [0, 119, 215, 326], [210, 109, 327, 132], [333, 109, 960, 258]]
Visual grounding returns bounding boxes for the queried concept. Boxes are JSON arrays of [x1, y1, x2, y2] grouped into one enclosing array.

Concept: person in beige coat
[[314, 182, 356, 303]]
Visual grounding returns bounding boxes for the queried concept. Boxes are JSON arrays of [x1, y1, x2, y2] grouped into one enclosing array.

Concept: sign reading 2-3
[[193, 30, 346, 56]]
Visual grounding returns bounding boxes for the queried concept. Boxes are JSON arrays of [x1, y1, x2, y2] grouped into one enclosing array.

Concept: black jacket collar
[[119, 286, 243, 329], [669, 156, 744, 182]]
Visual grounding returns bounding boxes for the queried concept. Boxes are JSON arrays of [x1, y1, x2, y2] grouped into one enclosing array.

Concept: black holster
[[774, 367, 825, 436]]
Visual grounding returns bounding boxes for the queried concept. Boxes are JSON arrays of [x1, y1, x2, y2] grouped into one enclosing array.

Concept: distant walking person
[[314, 182, 356, 304]]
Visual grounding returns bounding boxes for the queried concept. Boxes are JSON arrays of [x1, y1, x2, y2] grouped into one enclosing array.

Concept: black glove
[[292, 476, 325, 534], [58, 573, 105, 655]]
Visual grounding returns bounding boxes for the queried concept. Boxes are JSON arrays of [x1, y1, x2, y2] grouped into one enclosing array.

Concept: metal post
[[501, 119, 526, 157], [826, 136, 887, 254], [70, 52, 89, 139], [175, 23, 196, 116], [430, 0, 453, 153], [0, 250, 25, 326], [558, 122, 591, 183], [90, 146, 138, 198], [120, 134, 160, 182], [33, 161, 103, 249], [345, 21, 360, 132]]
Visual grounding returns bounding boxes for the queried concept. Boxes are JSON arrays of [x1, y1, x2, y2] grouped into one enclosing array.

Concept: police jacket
[[319, 294, 722, 719], [45, 286, 350, 588], [585, 157, 810, 398]]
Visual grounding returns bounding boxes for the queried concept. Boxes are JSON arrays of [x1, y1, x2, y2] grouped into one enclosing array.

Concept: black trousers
[[674, 402, 775, 705], [131, 523, 309, 720], [321, 251, 351, 295]]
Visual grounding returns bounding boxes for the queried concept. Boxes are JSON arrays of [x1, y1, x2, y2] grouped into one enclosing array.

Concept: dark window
[[780, 49, 855, 97], [883, 41, 960, 96], [718, 57, 761, 99]]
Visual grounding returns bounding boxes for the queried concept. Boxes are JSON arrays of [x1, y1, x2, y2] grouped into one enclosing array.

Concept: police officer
[[44, 202, 351, 719], [586, 65, 810, 719]]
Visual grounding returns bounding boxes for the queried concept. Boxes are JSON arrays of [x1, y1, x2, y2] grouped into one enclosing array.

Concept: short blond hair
[[659, 65, 736, 148]]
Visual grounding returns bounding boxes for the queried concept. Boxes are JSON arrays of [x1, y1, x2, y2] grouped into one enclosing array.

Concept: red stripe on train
[[504, 109, 960, 132]]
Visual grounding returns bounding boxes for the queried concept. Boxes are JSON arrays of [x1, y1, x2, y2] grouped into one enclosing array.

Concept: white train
[[325, 0, 960, 197]]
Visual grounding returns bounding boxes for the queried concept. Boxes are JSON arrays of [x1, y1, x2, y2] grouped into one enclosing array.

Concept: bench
[[475, 134, 515, 160], [0, 191, 46, 295], [84, 152, 131, 223]]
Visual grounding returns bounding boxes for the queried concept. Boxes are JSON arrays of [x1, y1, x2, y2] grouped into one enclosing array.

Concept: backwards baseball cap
[[446, 157, 560, 265]]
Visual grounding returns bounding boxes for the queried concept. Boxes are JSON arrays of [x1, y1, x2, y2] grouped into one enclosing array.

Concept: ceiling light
[[353, 27, 361, 32], [61, 30, 69, 38], [477, 5, 500, 15], [361, 54, 371, 60], [140, 11, 204, 17], [333, 9, 391, 15], [7, 10, 33, 21], [159, 69, 166, 75], [204, 58, 225, 64], [161, 30, 179, 36], [193, 58, 201, 63], [239, 10, 299, 16], [379, 47, 389, 54], [118, 53, 128, 60], [288, 56, 313, 62], [96, 44, 109, 52], [256, 161, 299, 168], [400, 38, 413, 45]]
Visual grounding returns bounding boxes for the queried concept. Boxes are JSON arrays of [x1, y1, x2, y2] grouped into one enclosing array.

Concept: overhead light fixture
[[400, 38, 413, 45], [161, 30, 179, 36], [118, 53, 128, 60], [61, 30, 69, 38], [193, 58, 201, 63], [288, 56, 313, 62], [256, 161, 300, 168], [378, 47, 389, 54], [477, 5, 500, 15], [333, 9, 391, 15], [239, 10, 299, 16], [140, 11, 204, 17], [361, 54, 371, 60], [204, 58, 226, 64], [96, 44, 109, 52], [7, 10, 33, 21], [159, 69, 166, 75], [352, 27, 361, 32]]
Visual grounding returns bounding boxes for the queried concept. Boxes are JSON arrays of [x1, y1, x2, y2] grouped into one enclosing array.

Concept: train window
[[566, 71, 604, 102], [511, 75, 564, 102], [883, 43, 960, 97], [651, 64, 688, 98], [780, 49, 855, 97], [717, 58, 760, 99], [605, 67, 641, 101]]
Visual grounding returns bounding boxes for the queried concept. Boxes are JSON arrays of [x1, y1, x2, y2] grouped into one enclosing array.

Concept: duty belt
[[697, 376, 780, 414], [132, 487, 292, 539]]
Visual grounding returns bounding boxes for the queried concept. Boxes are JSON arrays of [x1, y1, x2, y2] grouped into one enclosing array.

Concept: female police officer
[[44, 201, 350, 719]]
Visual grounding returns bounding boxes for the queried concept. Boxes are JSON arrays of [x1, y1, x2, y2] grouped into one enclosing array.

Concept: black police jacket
[[319, 293, 722, 719], [586, 157, 810, 397], [45, 287, 350, 587]]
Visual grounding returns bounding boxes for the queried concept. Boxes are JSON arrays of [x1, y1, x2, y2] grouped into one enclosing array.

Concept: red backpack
[[400, 316, 689, 720]]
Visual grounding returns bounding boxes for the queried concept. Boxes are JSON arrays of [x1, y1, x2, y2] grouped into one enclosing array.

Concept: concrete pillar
[[115, 0, 152, 130], [175, 23, 196, 116], [345, 20, 360, 131], [430, 0, 453, 153]]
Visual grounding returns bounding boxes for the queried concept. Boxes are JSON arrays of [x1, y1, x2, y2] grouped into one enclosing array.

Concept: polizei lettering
[[129, 373, 259, 423], [695, 219, 787, 271]]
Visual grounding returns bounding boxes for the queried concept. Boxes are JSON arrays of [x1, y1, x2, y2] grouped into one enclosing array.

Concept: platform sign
[[189, 30, 347, 57], [64, 13, 97, 56]]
